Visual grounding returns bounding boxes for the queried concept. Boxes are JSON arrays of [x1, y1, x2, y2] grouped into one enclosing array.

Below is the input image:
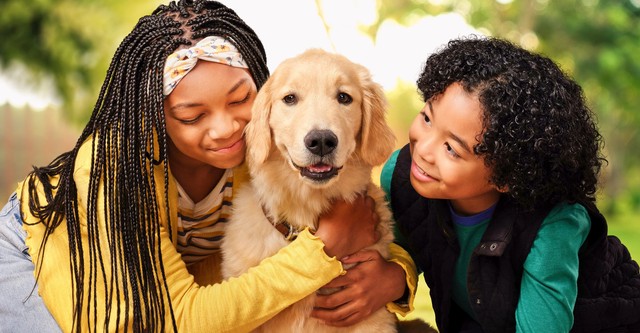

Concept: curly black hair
[[416, 36, 605, 211]]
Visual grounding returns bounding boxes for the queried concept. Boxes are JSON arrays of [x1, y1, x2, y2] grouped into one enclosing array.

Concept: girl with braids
[[383, 36, 640, 332], [0, 1, 416, 332]]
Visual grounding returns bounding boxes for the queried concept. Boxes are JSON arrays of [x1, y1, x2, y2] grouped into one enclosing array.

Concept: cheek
[[450, 163, 491, 190], [166, 123, 199, 148], [408, 115, 422, 142], [233, 106, 253, 134], [268, 104, 292, 132], [164, 121, 179, 144], [341, 105, 361, 143], [239, 104, 253, 122]]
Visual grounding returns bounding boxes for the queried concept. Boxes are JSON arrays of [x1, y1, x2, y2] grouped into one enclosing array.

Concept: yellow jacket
[[18, 137, 416, 332]]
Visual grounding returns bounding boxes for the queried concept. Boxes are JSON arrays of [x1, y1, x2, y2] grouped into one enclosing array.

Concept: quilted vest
[[389, 144, 640, 333]]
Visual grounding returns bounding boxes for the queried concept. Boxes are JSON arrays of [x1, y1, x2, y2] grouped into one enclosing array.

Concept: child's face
[[409, 82, 501, 215], [163, 61, 257, 170]]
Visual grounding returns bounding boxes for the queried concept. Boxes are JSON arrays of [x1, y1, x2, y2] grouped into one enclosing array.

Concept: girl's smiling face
[[409, 82, 501, 215], [163, 61, 257, 170]]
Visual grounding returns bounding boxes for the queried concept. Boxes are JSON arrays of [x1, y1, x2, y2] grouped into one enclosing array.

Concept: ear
[[245, 79, 273, 166], [358, 66, 396, 166]]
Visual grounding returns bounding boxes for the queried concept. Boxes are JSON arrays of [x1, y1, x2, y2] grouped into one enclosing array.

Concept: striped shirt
[[176, 168, 234, 265]]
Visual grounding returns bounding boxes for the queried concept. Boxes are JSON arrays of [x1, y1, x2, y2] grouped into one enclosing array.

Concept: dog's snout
[[304, 130, 338, 156]]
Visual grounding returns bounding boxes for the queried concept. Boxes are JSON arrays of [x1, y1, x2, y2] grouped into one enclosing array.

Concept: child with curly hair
[[0, 1, 415, 331], [382, 36, 640, 332]]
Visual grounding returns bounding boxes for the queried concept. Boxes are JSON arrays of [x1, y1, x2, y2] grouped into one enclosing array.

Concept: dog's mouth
[[292, 160, 342, 182]]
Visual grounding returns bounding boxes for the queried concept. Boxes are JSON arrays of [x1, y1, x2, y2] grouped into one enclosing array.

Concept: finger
[[325, 312, 364, 327], [311, 301, 358, 324], [320, 274, 350, 289], [313, 303, 365, 327], [340, 249, 378, 265], [314, 288, 350, 310]]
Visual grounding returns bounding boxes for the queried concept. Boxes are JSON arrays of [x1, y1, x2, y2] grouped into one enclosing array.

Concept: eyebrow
[[428, 101, 473, 154], [168, 77, 250, 114], [228, 77, 250, 95]]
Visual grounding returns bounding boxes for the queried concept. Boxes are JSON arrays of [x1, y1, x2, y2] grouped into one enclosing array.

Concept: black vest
[[390, 144, 640, 333]]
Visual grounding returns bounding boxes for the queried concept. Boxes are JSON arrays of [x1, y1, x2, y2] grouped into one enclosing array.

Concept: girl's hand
[[310, 249, 406, 326], [314, 194, 379, 259]]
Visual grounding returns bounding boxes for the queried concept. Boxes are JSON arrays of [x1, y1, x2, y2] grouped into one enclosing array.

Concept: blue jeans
[[0, 193, 61, 332]]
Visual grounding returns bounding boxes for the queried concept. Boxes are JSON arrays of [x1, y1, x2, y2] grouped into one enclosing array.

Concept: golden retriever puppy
[[221, 49, 397, 333]]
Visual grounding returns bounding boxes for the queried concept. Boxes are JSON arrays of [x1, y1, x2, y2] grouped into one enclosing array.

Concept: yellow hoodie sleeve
[[386, 243, 418, 316], [164, 228, 344, 333]]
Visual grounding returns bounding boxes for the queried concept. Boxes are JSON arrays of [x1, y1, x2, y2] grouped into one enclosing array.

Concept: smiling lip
[[211, 138, 244, 153], [411, 162, 437, 182]]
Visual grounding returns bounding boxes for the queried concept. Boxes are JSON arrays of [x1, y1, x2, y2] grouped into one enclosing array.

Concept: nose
[[208, 114, 238, 140], [414, 135, 437, 164], [304, 130, 338, 157]]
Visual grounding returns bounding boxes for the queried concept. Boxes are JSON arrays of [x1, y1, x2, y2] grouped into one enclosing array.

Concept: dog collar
[[260, 204, 305, 241]]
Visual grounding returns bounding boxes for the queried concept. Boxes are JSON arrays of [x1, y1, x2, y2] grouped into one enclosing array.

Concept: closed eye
[[230, 91, 252, 105], [178, 113, 204, 125]]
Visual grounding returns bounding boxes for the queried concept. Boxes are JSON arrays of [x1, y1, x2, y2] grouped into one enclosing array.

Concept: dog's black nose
[[304, 130, 338, 156]]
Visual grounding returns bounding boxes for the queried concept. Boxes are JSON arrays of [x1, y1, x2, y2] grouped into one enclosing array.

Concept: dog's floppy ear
[[358, 66, 396, 166], [245, 78, 273, 166]]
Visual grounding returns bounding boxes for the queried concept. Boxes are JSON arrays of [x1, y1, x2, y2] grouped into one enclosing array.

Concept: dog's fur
[[221, 49, 398, 332]]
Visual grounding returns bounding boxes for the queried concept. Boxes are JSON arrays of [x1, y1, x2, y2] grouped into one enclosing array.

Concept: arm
[[515, 203, 591, 333], [164, 228, 344, 332], [24, 140, 378, 332], [168, 194, 381, 332]]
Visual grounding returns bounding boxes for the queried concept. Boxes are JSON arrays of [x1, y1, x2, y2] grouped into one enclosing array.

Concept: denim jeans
[[0, 193, 61, 332]]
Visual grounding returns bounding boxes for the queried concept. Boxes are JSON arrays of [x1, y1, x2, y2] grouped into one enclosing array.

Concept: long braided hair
[[24, 1, 268, 331]]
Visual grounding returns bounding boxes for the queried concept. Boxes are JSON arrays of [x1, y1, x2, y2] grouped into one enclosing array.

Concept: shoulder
[[73, 137, 95, 175], [526, 202, 591, 263], [381, 144, 412, 191], [380, 148, 402, 196], [542, 202, 591, 238]]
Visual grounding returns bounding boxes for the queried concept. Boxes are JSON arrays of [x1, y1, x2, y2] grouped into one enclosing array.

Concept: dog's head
[[245, 49, 395, 186]]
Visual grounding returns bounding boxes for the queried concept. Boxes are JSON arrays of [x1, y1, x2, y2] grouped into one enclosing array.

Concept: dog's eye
[[283, 94, 297, 105], [337, 92, 352, 105]]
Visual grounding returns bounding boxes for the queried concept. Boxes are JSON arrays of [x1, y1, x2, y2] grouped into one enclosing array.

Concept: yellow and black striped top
[[176, 169, 234, 265]]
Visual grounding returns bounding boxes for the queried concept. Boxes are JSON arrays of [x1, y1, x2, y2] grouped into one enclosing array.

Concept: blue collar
[[449, 201, 497, 227]]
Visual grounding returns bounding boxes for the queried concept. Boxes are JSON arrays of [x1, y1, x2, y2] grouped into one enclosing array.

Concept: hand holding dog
[[315, 194, 380, 259], [311, 249, 406, 326]]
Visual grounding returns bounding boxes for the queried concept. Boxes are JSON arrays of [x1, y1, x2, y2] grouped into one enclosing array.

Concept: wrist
[[388, 261, 408, 301], [314, 227, 337, 257]]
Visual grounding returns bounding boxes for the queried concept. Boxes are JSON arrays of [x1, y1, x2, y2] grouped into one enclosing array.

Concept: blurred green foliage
[[0, 0, 158, 125]]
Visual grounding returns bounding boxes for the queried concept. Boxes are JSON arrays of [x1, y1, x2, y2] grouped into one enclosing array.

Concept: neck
[[169, 155, 225, 204]]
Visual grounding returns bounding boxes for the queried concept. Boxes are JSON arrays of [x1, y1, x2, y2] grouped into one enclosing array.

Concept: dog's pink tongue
[[308, 163, 332, 173]]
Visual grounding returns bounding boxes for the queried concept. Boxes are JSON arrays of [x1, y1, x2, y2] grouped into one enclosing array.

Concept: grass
[[399, 213, 640, 328]]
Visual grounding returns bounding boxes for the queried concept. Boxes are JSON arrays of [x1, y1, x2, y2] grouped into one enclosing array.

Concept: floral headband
[[163, 36, 248, 95]]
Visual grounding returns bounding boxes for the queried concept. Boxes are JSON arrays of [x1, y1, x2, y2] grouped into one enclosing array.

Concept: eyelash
[[179, 114, 202, 125], [420, 111, 431, 125]]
